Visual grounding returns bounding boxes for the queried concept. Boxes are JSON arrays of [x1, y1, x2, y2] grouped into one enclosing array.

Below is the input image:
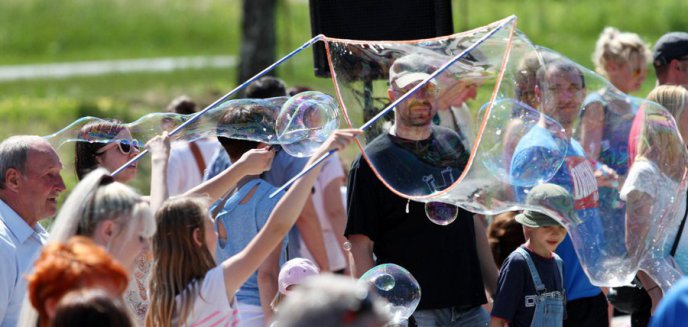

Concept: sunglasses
[[95, 139, 141, 155]]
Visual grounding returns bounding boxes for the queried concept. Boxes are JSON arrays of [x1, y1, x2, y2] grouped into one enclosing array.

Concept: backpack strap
[[188, 141, 207, 179], [671, 190, 688, 256]]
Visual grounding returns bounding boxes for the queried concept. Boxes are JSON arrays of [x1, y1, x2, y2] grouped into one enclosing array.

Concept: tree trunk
[[238, 0, 277, 90]]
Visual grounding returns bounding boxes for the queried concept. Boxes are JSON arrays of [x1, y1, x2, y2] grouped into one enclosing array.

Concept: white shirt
[[174, 266, 238, 327], [167, 139, 221, 196], [299, 154, 347, 271], [0, 199, 48, 327]]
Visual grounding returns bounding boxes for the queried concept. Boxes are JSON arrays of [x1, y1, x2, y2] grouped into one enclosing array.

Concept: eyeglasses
[[394, 82, 439, 98], [95, 139, 141, 155]]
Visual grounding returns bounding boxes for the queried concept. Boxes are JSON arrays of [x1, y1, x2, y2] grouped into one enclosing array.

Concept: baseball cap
[[515, 183, 577, 228], [389, 54, 438, 89], [653, 32, 688, 67], [278, 258, 320, 295]]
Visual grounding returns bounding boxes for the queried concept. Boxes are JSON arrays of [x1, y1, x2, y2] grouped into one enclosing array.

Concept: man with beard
[[510, 59, 609, 327], [346, 54, 497, 327]]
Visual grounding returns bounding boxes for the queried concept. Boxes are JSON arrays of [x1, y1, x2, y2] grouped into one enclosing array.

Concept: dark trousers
[[630, 290, 652, 327], [564, 292, 610, 327]]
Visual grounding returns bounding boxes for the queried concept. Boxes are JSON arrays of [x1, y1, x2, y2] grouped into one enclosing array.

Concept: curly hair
[[27, 236, 129, 327]]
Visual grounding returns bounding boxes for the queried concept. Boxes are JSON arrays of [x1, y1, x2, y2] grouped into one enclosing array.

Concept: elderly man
[[346, 54, 497, 327], [653, 32, 688, 88], [0, 135, 65, 327]]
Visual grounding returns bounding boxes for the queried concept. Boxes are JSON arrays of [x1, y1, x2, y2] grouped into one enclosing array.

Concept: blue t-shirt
[[492, 246, 564, 327], [213, 179, 286, 306], [511, 126, 603, 301], [204, 148, 308, 187], [649, 276, 688, 327], [205, 148, 308, 257]]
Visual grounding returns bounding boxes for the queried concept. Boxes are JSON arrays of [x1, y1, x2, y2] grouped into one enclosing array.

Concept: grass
[[0, 0, 686, 211]]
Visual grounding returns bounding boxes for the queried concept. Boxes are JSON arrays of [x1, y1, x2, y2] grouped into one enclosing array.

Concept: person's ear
[[3, 168, 22, 192], [534, 84, 542, 103], [94, 220, 116, 245], [45, 297, 59, 319], [605, 61, 620, 73], [388, 88, 395, 101], [192, 227, 203, 247], [94, 153, 104, 166]]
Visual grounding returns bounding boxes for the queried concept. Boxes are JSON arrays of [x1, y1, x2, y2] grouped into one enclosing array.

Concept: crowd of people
[[0, 28, 687, 327]]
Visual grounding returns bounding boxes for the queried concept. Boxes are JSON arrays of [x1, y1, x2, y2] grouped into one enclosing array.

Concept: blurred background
[[0, 0, 685, 194]]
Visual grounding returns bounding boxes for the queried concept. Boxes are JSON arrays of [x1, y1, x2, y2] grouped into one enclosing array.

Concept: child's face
[[528, 225, 567, 253]]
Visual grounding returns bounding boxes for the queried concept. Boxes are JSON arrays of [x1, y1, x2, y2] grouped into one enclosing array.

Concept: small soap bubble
[[424, 202, 459, 226]]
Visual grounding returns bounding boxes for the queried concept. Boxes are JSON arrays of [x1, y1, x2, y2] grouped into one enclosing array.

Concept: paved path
[[0, 55, 236, 82]]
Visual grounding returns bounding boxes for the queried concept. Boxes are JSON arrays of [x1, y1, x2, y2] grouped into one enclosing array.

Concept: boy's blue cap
[[515, 183, 575, 228]]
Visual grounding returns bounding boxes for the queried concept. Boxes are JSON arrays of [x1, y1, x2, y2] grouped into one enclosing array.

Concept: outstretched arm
[[183, 148, 275, 203], [147, 132, 171, 213], [220, 129, 362, 297]]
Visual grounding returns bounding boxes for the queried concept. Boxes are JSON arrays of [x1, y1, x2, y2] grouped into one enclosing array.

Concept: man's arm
[[257, 244, 282, 322], [348, 234, 375, 278], [474, 214, 498, 297], [296, 195, 330, 272]]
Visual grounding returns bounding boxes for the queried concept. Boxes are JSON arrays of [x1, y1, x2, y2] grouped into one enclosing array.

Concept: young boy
[[490, 183, 573, 327]]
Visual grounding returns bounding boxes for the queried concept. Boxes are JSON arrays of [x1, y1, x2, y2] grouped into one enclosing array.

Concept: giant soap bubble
[[359, 264, 421, 326], [323, 16, 688, 292], [44, 91, 340, 158]]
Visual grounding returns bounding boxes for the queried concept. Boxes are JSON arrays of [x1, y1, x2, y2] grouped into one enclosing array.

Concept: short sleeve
[[318, 154, 345, 189], [491, 254, 527, 322], [200, 266, 231, 309], [620, 161, 657, 201], [344, 155, 380, 241]]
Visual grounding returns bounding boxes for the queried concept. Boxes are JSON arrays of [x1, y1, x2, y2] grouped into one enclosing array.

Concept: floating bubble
[[359, 264, 421, 325], [276, 91, 340, 157], [374, 273, 396, 291], [44, 91, 340, 158], [424, 202, 459, 225]]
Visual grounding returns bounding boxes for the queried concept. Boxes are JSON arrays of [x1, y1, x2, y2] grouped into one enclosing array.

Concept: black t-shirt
[[345, 129, 485, 310], [491, 246, 564, 327]]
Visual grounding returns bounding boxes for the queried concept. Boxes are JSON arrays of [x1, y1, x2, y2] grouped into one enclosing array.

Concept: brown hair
[[75, 120, 126, 180], [51, 288, 133, 327], [487, 212, 525, 268], [27, 236, 129, 327], [146, 197, 216, 327]]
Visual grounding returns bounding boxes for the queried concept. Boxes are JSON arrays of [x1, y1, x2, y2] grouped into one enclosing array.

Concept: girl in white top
[[145, 130, 360, 327], [621, 85, 688, 313]]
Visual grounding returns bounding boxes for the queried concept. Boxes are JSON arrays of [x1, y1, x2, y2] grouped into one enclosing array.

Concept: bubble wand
[[269, 15, 516, 198], [111, 35, 324, 177]]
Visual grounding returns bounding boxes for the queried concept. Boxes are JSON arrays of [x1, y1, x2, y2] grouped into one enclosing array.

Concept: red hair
[[27, 236, 129, 327]]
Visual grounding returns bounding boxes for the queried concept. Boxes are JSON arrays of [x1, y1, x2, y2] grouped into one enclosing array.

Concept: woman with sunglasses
[[76, 121, 144, 184]]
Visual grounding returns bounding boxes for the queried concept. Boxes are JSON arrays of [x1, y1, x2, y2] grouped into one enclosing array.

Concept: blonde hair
[[636, 106, 688, 180], [146, 197, 216, 327], [592, 27, 651, 77], [49, 168, 155, 254], [647, 85, 688, 122]]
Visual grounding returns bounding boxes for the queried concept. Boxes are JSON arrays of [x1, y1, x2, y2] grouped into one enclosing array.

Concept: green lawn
[[0, 0, 685, 203]]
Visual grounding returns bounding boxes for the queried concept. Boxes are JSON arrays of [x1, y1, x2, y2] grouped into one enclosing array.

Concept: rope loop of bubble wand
[[111, 35, 324, 177], [268, 16, 517, 198]]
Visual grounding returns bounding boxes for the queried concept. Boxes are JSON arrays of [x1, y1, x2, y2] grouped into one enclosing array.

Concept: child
[[145, 129, 360, 327], [271, 258, 320, 314], [490, 183, 571, 327]]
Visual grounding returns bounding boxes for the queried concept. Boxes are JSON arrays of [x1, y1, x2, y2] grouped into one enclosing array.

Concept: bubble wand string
[[111, 35, 324, 177], [269, 16, 516, 198]]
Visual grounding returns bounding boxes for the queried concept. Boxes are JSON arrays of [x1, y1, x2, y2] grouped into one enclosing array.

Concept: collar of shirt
[[0, 199, 47, 244]]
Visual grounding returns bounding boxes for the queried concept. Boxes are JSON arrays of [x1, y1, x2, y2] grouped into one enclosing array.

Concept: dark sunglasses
[[96, 139, 141, 155]]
